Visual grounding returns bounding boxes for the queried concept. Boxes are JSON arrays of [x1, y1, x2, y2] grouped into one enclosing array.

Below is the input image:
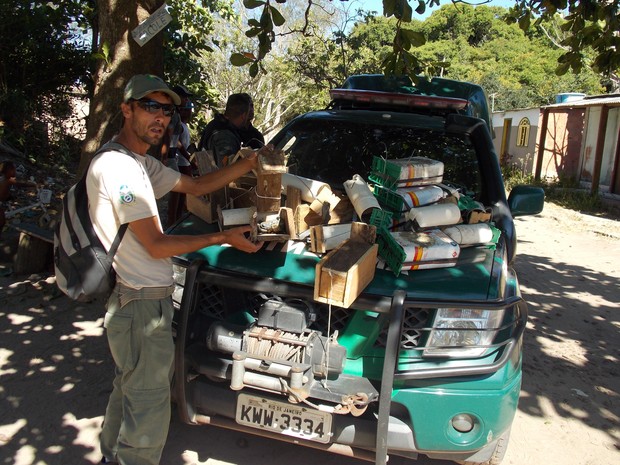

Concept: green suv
[[169, 74, 544, 465]]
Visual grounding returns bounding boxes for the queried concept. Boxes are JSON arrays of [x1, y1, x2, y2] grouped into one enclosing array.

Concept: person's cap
[[172, 85, 194, 97], [124, 74, 181, 105]]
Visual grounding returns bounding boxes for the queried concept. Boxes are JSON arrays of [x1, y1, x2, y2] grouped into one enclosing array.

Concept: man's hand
[[236, 144, 278, 173], [175, 146, 270, 196], [223, 226, 264, 253]]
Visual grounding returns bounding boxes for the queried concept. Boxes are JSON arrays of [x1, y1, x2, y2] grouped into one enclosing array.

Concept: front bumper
[[173, 260, 525, 464], [181, 354, 521, 462]]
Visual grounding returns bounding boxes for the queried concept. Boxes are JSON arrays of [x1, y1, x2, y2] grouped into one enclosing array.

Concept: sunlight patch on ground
[[0, 418, 27, 446], [517, 285, 544, 295], [558, 401, 589, 419], [44, 444, 63, 454], [536, 337, 589, 366], [563, 291, 616, 308], [181, 449, 233, 464], [0, 348, 16, 375], [63, 413, 105, 464], [6, 313, 34, 325], [59, 383, 75, 393], [14, 444, 37, 465], [73, 320, 105, 337]]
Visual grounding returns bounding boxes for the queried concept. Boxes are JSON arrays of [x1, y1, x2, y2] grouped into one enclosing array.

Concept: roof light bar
[[330, 89, 469, 111]]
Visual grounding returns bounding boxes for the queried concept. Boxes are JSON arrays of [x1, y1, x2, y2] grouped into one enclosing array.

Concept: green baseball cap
[[123, 74, 181, 105]]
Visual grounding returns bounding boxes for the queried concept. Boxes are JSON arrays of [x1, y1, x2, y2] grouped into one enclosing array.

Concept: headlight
[[173, 264, 187, 285], [172, 264, 188, 307], [423, 308, 505, 358]]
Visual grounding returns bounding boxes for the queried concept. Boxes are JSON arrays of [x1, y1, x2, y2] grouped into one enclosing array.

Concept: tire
[[457, 428, 511, 465]]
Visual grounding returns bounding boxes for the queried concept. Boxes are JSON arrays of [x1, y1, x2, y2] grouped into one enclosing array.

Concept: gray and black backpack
[[53, 142, 132, 302]]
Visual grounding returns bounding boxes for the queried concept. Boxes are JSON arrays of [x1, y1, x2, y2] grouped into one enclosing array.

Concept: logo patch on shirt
[[119, 185, 135, 204]]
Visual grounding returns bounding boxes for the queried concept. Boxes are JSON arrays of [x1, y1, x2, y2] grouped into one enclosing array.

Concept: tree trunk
[[79, 0, 165, 177]]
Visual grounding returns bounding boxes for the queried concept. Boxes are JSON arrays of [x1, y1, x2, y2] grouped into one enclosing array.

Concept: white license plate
[[235, 393, 332, 443]]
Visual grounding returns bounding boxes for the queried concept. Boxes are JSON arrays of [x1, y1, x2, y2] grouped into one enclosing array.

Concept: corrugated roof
[[543, 94, 620, 109]]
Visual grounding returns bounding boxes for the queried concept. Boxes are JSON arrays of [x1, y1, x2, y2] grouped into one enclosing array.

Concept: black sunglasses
[[133, 99, 176, 117]]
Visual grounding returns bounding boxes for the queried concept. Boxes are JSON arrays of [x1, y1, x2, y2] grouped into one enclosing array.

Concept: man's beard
[[139, 123, 166, 146], [140, 133, 163, 146]]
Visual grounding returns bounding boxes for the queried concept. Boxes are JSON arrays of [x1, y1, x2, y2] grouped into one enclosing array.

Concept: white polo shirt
[[87, 149, 181, 288]]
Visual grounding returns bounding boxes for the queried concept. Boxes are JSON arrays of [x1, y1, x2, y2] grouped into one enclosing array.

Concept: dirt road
[[0, 201, 618, 465]]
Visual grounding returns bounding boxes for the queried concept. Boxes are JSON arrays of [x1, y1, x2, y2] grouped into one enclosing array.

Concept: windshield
[[275, 117, 482, 199]]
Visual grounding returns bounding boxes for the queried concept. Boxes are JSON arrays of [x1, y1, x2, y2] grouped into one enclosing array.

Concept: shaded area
[[514, 250, 619, 447], [0, 276, 110, 465], [1, 204, 619, 465]]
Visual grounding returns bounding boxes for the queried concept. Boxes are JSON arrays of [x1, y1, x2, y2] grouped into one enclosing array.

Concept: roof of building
[[543, 93, 620, 109]]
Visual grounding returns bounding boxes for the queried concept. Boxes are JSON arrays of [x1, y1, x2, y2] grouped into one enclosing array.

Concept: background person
[[171, 84, 195, 170], [161, 85, 195, 227], [238, 93, 265, 149], [198, 93, 252, 166]]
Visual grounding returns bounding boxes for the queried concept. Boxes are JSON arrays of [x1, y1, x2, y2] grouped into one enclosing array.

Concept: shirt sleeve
[[180, 122, 191, 149], [145, 154, 182, 198], [90, 152, 160, 225]]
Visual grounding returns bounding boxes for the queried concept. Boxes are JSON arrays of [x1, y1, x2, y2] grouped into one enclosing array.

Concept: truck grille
[[192, 283, 430, 350], [375, 307, 431, 349]]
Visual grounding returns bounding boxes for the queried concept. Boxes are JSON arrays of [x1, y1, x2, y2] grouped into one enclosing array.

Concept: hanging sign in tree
[[131, 3, 172, 47]]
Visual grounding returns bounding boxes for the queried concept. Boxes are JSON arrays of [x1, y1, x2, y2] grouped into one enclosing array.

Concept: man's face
[[179, 97, 193, 122], [123, 92, 174, 146]]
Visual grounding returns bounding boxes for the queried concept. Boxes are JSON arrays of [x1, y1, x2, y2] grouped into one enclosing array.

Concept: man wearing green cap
[[91, 74, 263, 465]]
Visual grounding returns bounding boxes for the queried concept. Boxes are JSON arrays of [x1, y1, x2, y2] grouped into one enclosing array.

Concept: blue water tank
[[556, 93, 586, 103]]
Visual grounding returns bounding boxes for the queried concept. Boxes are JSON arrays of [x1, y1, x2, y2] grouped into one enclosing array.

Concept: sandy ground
[[0, 201, 618, 465]]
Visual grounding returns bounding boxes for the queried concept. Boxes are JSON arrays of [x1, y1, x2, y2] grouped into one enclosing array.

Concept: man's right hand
[[223, 226, 264, 253]]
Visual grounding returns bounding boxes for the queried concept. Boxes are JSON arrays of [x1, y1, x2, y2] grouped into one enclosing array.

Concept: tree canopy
[[235, 0, 618, 82], [0, 0, 617, 172], [0, 0, 91, 161]]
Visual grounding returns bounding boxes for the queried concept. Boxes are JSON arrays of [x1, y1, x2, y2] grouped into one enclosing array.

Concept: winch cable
[[321, 270, 336, 392]]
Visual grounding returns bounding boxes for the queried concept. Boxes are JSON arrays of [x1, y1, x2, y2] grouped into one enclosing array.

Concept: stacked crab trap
[[186, 148, 500, 308]]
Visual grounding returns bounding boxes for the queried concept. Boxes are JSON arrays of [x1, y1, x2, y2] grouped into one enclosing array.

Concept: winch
[[206, 298, 346, 380]]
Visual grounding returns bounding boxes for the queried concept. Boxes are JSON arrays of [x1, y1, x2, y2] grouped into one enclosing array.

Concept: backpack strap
[[95, 141, 137, 159], [89, 141, 137, 252], [108, 223, 129, 255]]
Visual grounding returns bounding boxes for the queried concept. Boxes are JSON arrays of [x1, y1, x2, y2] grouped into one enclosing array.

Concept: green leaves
[[398, 28, 426, 48], [270, 6, 286, 27], [518, 12, 531, 30], [93, 42, 111, 66], [384, 0, 412, 21], [230, 53, 256, 66], [233, 1, 287, 76], [414, 0, 426, 16], [230, 53, 259, 77], [249, 62, 259, 78], [243, 0, 266, 9], [509, 0, 619, 77], [383, 0, 396, 17]]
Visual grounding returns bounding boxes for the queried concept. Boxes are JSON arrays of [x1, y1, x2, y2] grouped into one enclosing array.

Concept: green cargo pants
[[100, 290, 175, 465]]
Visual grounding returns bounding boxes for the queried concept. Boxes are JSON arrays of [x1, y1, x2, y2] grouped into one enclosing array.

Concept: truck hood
[[172, 216, 504, 303]]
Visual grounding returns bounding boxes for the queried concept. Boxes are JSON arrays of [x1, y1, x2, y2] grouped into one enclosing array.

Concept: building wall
[[491, 108, 541, 175], [539, 108, 585, 181], [580, 106, 620, 189]]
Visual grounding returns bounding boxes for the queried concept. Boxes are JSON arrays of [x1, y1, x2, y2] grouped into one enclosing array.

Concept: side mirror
[[508, 185, 545, 217]]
